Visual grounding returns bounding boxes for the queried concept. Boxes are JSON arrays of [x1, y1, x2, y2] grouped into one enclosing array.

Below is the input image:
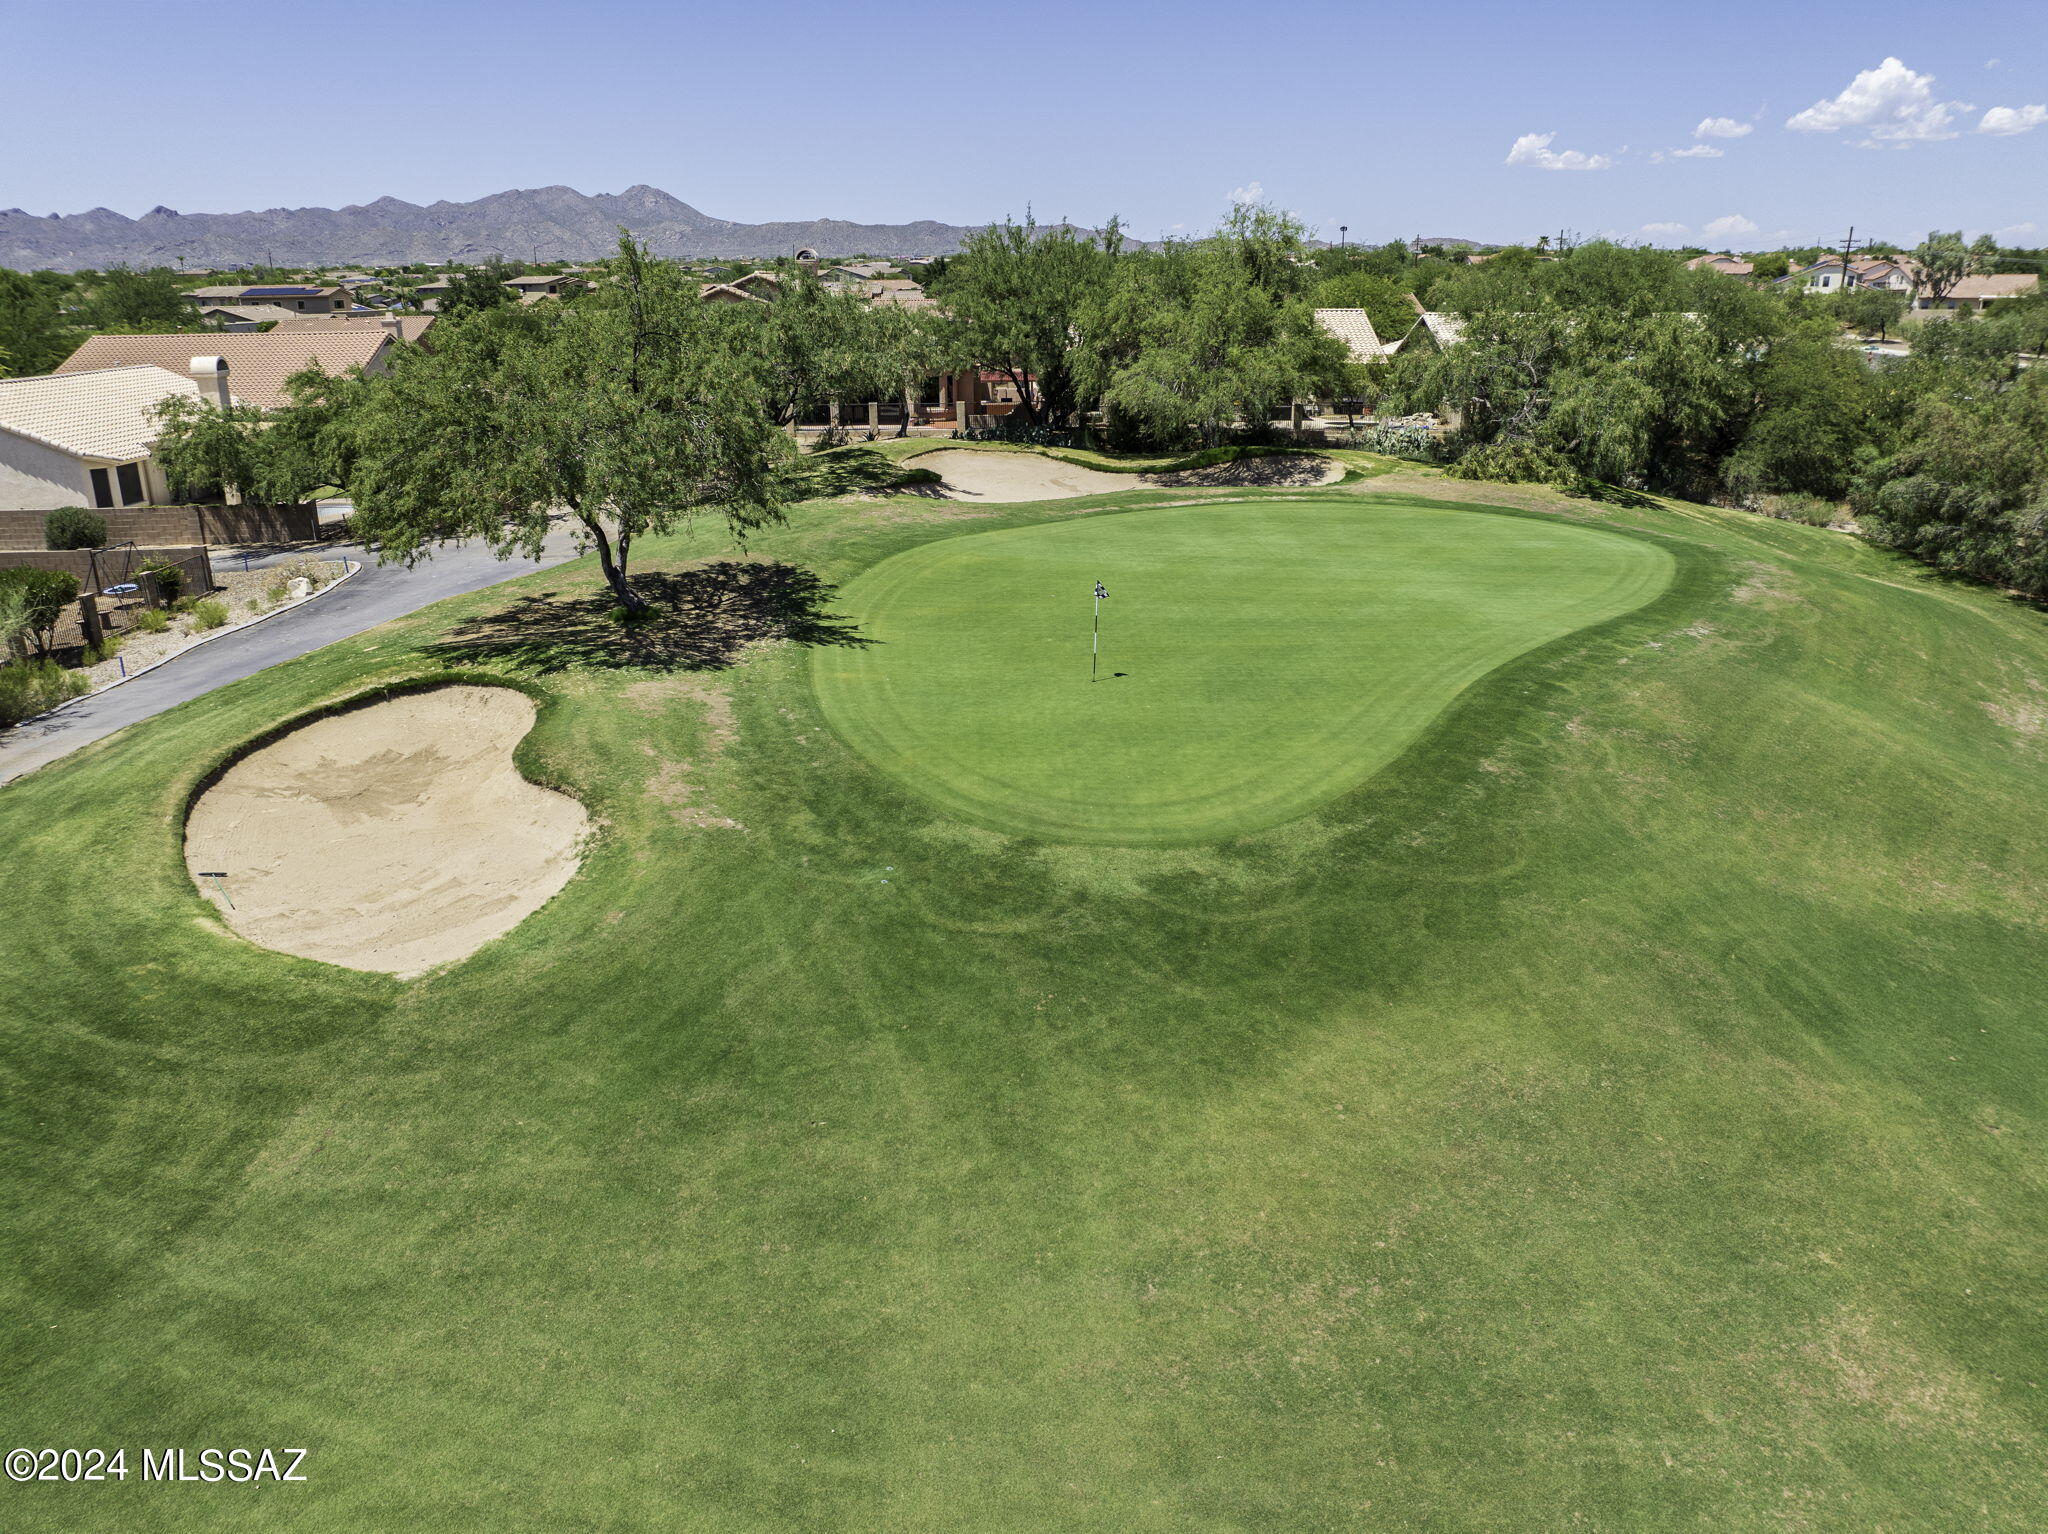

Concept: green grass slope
[[813, 500, 1672, 842], [2, 464, 2045, 1532]]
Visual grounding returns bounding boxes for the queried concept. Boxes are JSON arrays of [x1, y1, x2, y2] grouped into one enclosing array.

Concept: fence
[[1, 545, 217, 600], [0, 503, 318, 551]]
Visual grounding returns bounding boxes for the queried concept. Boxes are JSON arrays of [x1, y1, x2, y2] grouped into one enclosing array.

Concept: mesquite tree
[[343, 234, 788, 613]]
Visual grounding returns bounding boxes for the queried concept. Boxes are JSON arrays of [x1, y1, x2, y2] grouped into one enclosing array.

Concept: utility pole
[[1834, 224, 1869, 295]]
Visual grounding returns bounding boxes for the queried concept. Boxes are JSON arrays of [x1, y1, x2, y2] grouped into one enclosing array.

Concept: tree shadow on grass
[[424, 560, 870, 674]]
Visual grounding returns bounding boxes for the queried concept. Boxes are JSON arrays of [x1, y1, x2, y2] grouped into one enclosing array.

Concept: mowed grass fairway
[[3, 457, 2047, 1531], [813, 502, 1672, 842]]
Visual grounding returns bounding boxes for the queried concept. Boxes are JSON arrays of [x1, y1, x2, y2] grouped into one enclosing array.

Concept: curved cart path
[[0, 526, 585, 786]]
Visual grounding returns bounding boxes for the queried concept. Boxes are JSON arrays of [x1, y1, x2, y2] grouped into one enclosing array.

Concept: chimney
[[380, 314, 404, 342], [189, 355, 231, 410]]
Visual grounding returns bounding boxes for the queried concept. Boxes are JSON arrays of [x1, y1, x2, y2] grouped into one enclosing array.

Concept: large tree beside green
[[928, 214, 1122, 428], [712, 268, 924, 432], [1077, 206, 1350, 448], [343, 235, 788, 614]]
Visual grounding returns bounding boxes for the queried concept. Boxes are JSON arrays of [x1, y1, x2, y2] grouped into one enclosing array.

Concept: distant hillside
[[0, 185, 988, 271]]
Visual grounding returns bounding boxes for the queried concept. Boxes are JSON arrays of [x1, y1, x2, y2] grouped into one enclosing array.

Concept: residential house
[[268, 312, 437, 343], [1914, 273, 2040, 314], [698, 282, 769, 305], [1685, 254, 1755, 277], [179, 284, 350, 315], [863, 278, 933, 309], [502, 273, 582, 300], [0, 365, 215, 510], [55, 327, 400, 411]]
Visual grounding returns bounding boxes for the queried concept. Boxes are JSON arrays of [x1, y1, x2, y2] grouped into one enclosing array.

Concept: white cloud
[[1979, 104, 2048, 135], [1640, 222, 1690, 238], [1704, 214, 1760, 238], [1694, 117, 1753, 139], [1671, 145, 1724, 159], [1504, 132, 1614, 171], [1993, 221, 2038, 243], [1228, 181, 1264, 205], [1786, 57, 1968, 145]]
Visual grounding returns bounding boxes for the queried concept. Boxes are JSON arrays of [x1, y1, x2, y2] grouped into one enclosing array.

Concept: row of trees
[[152, 214, 1365, 609], [1379, 238, 2048, 596], [0, 266, 207, 375]]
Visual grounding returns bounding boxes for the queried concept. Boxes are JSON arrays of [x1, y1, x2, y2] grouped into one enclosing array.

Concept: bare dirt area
[[184, 685, 589, 976]]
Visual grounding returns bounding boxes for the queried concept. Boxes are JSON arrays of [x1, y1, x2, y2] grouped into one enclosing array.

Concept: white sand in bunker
[[916, 448, 1343, 502], [184, 685, 589, 977]]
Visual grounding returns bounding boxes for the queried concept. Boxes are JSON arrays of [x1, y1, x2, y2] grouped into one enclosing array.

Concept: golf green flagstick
[[1091, 580, 1107, 680]]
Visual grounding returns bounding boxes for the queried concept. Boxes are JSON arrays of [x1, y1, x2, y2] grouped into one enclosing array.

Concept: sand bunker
[[917, 449, 1342, 502], [185, 685, 589, 977], [916, 450, 1135, 502]]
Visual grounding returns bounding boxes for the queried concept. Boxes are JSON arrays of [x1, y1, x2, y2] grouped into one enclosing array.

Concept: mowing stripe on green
[[811, 497, 1675, 844]]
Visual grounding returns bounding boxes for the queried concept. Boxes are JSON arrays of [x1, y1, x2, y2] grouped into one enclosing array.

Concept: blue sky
[[4, 0, 2043, 247]]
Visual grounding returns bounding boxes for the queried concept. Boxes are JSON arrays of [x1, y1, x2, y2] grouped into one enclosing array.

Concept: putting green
[[812, 499, 1674, 843]]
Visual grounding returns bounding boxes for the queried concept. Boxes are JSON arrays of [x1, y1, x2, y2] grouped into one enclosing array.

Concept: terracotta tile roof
[[0, 365, 205, 461], [268, 312, 438, 342], [54, 329, 392, 410], [1940, 274, 2040, 300]]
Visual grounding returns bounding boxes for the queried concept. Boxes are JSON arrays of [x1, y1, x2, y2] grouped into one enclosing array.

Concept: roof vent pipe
[[189, 355, 230, 411]]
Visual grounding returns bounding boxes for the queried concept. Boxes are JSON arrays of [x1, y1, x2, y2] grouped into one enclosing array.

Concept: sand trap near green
[[813, 499, 1674, 844]]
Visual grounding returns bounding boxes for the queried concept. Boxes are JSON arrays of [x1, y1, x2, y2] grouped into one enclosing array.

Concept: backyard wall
[[0, 503, 318, 549]]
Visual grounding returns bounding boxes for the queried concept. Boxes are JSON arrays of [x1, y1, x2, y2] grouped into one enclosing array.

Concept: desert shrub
[[81, 632, 124, 665], [141, 560, 184, 606], [132, 607, 170, 635], [190, 599, 229, 631], [0, 567, 81, 657], [1763, 492, 1840, 527], [43, 507, 106, 551], [0, 660, 89, 727], [266, 581, 290, 605]]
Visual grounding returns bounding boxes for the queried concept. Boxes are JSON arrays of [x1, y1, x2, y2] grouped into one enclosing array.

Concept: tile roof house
[[502, 274, 583, 299], [698, 282, 770, 305], [269, 312, 438, 344], [0, 365, 209, 511], [1314, 308, 1396, 365], [180, 284, 350, 315], [1420, 312, 1468, 349], [1915, 273, 2040, 313], [55, 329, 398, 411], [1686, 254, 1756, 277]]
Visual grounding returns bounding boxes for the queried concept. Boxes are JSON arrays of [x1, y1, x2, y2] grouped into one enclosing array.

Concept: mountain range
[[0, 185, 987, 271]]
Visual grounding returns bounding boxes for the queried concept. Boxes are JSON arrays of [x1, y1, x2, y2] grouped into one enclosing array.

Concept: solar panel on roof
[[243, 286, 320, 296]]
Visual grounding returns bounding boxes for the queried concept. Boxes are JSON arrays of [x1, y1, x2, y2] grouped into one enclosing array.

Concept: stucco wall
[[0, 429, 92, 511]]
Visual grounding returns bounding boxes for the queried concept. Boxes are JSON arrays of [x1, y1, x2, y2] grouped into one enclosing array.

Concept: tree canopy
[[343, 235, 789, 613]]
